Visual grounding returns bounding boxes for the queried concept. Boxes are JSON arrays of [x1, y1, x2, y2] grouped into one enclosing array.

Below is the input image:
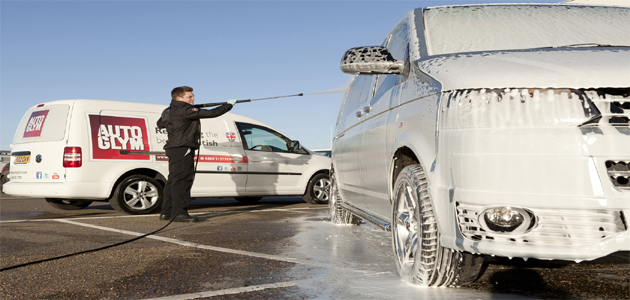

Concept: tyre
[[391, 164, 483, 287], [45, 198, 93, 210], [234, 197, 263, 203], [329, 170, 361, 225], [303, 173, 331, 204], [109, 175, 162, 214]]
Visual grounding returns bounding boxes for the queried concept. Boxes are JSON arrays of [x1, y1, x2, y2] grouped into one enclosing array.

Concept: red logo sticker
[[88, 115, 150, 160], [23, 110, 50, 138]]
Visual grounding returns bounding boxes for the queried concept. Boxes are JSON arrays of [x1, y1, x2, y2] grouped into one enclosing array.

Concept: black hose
[[0, 148, 202, 273]]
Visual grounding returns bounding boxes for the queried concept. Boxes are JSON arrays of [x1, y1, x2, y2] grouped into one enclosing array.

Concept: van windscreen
[[13, 104, 70, 144], [424, 5, 630, 56]]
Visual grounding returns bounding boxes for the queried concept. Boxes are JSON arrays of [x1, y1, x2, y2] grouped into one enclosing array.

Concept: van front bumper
[[3, 182, 112, 200]]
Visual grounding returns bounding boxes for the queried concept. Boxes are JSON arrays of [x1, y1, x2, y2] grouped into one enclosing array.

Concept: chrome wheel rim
[[313, 178, 331, 202], [393, 183, 419, 274], [123, 180, 159, 210]]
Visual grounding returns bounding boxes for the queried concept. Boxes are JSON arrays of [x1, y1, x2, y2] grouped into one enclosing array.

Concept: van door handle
[[363, 106, 372, 113], [355, 111, 363, 118]]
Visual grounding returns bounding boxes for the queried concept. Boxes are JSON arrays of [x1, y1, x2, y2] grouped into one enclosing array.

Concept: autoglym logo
[[226, 132, 236, 142], [23, 110, 50, 138], [88, 115, 150, 160]]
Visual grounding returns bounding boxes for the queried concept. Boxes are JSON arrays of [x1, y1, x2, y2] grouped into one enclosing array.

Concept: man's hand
[[227, 99, 237, 105]]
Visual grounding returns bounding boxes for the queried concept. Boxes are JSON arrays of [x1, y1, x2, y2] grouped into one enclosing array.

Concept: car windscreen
[[13, 104, 70, 144], [423, 5, 630, 56]]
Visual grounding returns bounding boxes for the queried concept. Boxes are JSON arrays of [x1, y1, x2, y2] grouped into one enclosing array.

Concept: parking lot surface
[[1, 193, 628, 299]]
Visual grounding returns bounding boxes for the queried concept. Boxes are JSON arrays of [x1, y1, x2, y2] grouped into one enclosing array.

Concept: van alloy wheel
[[303, 173, 331, 204], [391, 165, 483, 287], [329, 170, 361, 225], [110, 175, 162, 214]]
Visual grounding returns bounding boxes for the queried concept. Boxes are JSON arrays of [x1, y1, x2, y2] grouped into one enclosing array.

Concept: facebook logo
[[36, 172, 43, 179]]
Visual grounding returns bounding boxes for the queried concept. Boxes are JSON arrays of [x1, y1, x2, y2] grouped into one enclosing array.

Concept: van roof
[[29, 99, 282, 135]]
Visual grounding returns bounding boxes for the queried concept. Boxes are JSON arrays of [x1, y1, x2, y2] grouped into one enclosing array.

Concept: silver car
[[331, 4, 630, 287]]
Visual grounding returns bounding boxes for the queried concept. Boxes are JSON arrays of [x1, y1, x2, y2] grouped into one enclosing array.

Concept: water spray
[[194, 93, 304, 108]]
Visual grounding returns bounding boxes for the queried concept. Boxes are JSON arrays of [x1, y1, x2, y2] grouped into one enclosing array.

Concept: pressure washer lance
[[193, 93, 304, 108]]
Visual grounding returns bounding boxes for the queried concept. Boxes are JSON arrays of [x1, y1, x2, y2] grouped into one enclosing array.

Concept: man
[[157, 86, 236, 222]]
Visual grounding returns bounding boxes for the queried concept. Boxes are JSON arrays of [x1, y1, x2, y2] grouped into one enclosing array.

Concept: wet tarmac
[[0, 193, 628, 299]]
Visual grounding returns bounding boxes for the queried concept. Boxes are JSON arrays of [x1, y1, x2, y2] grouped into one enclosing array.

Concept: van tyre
[[45, 198, 93, 210], [392, 165, 483, 287], [110, 175, 162, 214], [329, 170, 361, 225], [303, 173, 331, 204]]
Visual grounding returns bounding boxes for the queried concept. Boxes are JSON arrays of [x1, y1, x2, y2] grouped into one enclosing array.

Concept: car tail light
[[1, 164, 7, 173], [63, 147, 82, 168]]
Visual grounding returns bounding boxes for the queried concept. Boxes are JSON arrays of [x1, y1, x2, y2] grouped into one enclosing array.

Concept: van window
[[374, 23, 410, 98], [236, 122, 307, 154], [13, 104, 70, 144]]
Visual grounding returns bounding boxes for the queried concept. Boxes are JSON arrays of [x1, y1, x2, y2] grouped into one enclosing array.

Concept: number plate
[[14, 155, 30, 164]]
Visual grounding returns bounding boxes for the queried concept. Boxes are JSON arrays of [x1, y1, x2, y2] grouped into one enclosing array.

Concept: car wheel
[[303, 173, 331, 204], [110, 175, 162, 214], [234, 197, 263, 203], [392, 164, 483, 287], [45, 198, 93, 210], [329, 170, 361, 225]]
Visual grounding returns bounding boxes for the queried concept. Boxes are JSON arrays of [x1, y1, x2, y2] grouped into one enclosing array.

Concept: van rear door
[[10, 103, 71, 183]]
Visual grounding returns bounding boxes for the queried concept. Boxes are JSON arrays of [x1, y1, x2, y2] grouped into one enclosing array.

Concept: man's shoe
[[159, 214, 170, 221], [172, 214, 199, 223]]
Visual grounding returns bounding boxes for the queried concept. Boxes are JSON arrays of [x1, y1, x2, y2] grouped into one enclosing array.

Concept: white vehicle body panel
[[5, 99, 330, 200], [333, 4, 630, 262]]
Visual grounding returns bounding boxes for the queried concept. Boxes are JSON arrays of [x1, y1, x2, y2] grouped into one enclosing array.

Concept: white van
[[5, 99, 331, 214], [331, 4, 629, 287]]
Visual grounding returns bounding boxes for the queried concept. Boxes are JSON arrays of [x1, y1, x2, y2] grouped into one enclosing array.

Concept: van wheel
[[329, 170, 361, 225], [110, 175, 162, 215], [303, 173, 330, 204], [234, 197, 263, 203], [45, 198, 93, 210], [392, 165, 483, 287]]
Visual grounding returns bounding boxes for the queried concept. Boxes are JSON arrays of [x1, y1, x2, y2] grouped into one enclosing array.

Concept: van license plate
[[15, 155, 30, 164]]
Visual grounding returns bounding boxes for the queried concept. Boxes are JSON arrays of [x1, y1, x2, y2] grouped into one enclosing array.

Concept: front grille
[[606, 160, 630, 190], [456, 202, 626, 246]]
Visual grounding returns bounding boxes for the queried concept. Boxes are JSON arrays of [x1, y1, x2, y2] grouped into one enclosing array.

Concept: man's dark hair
[[171, 86, 193, 100]]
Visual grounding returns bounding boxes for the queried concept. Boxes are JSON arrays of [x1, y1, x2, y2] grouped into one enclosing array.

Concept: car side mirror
[[340, 46, 404, 75]]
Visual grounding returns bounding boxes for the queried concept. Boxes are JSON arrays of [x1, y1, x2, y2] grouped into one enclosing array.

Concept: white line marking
[[0, 206, 322, 224], [144, 279, 309, 300], [54, 219, 319, 266]]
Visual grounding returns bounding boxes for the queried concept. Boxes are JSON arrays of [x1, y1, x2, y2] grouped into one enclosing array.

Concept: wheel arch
[[107, 168, 166, 200]]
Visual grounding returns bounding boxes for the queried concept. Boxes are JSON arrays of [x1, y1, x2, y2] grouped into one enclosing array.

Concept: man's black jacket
[[157, 100, 233, 150]]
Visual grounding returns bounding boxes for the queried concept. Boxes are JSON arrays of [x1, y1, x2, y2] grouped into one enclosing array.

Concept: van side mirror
[[340, 46, 404, 75], [288, 140, 301, 152]]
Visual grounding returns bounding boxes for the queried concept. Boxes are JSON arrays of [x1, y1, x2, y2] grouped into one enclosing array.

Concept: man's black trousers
[[162, 147, 195, 218]]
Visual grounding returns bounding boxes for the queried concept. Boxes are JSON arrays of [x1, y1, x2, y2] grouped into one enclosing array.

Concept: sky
[[1, 0, 557, 151]]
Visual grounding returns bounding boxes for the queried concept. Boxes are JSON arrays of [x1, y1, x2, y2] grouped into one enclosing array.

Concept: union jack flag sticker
[[226, 132, 236, 142]]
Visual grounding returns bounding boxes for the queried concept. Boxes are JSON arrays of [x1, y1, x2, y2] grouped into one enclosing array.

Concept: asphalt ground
[[0, 192, 628, 299]]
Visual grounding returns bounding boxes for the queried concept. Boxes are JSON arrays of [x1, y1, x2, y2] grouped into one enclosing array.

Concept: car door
[[359, 22, 410, 217], [236, 122, 309, 194]]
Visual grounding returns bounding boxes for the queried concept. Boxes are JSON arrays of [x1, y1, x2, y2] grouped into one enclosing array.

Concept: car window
[[373, 23, 410, 98], [236, 122, 307, 154]]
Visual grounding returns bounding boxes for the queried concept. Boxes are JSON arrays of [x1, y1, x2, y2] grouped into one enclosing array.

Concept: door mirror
[[340, 46, 404, 75], [288, 140, 301, 152]]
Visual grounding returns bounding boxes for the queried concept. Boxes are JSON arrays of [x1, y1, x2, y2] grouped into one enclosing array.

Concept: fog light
[[479, 207, 535, 234]]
